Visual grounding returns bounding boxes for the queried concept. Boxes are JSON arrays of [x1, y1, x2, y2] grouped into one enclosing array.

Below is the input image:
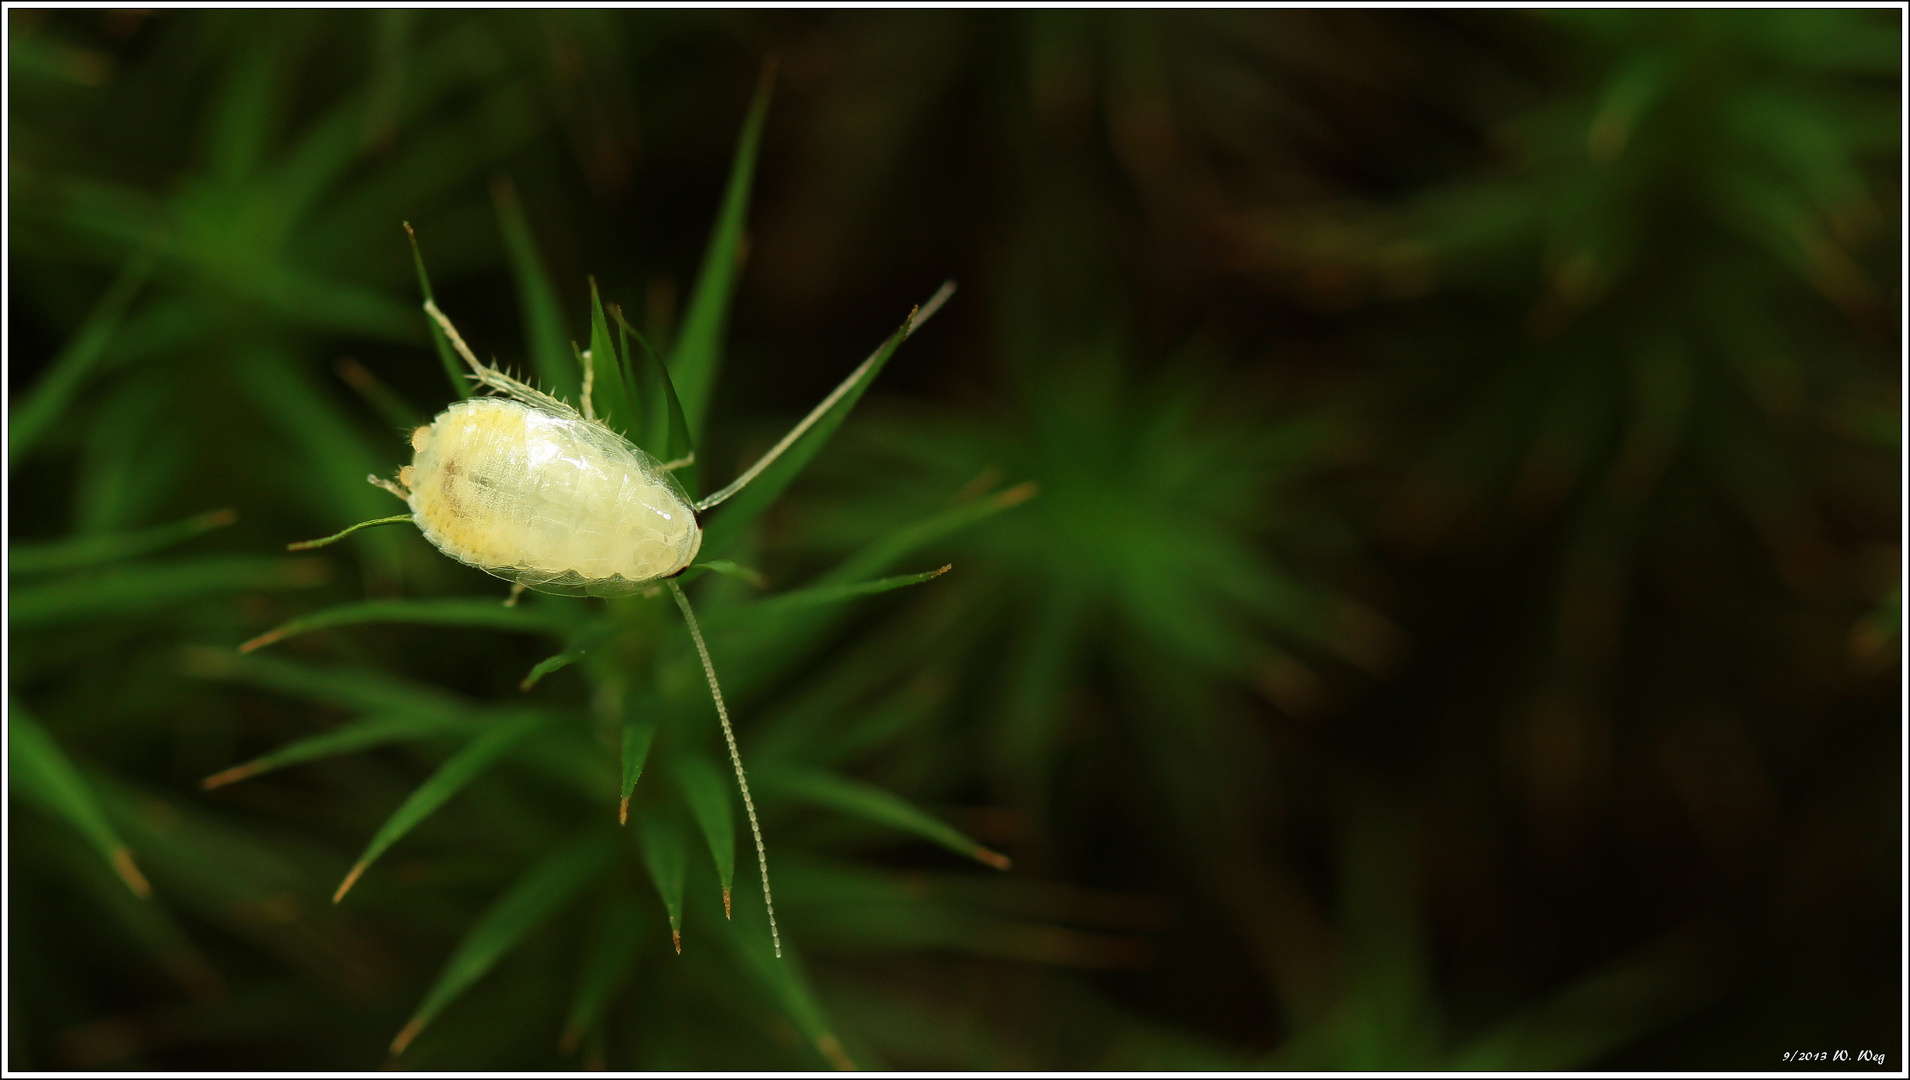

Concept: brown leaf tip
[[817, 1032, 856, 1071], [333, 862, 368, 904], [974, 847, 1012, 871], [112, 848, 152, 898], [202, 762, 261, 790], [236, 630, 281, 654], [995, 481, 1039, 509], [390, 1018, 425, 1056]]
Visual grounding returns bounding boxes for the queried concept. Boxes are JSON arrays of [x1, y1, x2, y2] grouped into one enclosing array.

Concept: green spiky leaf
[[670, 62, 773, 438], [239, 596, 578, 653], [492, 176, 579, 401], [611, 303, 698, 494], [763, 766, 1009, 870], [10, 237, 161, 463], [634, 806, 688, 951], [180, 649, 472, 722], [671, 751, 736, 914], [201, 711, 474, 790], [404, 223, 469, 400], [618, 700, 659, 824], [334, 711, 549, 902], [8, 508, 237, 575], [9, 707, 150, 898], [558, 891, 645, 1054], [9, 556, 323, 625], [519, 618, 627, 691], [391, 833, 615, 1055]]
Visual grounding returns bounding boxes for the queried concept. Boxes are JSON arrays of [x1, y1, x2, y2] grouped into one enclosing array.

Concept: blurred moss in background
[[8, 8, 1900, 1071]]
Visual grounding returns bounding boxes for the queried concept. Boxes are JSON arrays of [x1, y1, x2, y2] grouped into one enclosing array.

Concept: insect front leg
[[580, 351, 596, 422], [367, 473, 409, 502], [422, 299, 581, 419]]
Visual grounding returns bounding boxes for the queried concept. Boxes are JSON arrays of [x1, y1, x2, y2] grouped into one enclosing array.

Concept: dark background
[[9, 8, 1901, 1070]]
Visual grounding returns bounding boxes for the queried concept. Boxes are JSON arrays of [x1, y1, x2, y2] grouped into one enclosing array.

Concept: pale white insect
[[305, 283, 954, 959]]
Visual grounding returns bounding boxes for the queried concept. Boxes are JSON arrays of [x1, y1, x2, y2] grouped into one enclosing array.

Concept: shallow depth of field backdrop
[[7, 8, 1901, 1071]]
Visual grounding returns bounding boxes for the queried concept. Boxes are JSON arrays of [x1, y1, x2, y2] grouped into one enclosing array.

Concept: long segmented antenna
[[693, 281, 957, 513], [667, 578, 780, 958]]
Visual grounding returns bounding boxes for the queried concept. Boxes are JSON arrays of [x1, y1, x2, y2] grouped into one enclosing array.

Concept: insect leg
[[580, 351, 597, 422], [423, 300, 581, 419], [286, 514, 413, 551], [667, 579, 780, 958], [367, 474, 409, 502], [693, 282, 955, 512], [503, 582, 527, 608]]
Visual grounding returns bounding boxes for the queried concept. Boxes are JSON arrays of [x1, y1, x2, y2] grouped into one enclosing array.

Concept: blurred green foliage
[[8, 8, 1899, 1070]]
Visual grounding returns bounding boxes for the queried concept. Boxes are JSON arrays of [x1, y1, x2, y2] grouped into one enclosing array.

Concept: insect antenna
[[692, 281, 956, 513], [667, 579, 781, 958]]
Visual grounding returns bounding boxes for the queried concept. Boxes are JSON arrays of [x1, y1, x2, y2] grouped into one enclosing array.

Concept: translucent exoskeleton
[[297, 283, 954, 959]]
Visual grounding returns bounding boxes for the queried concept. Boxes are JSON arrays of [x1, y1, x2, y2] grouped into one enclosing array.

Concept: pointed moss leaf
[[610, 305, 697, 486], [671, 751, 736, 907], [1447, 929, 1718, 1070], [698, 310, 925, 560], [393, 833, 614, 1054], [671, 65, 773, 439], [10, 33, 110, 87], [336, 356, 423, 431], [520, 618, 626, 691], [25, 825, 220, 996], [339, 711, 549, 902], [714, 899, 854, 1069], [240, 596, 578, 653], [765, 766, 1009, 869], [825, 482, 1035, 588], [404, 223, 468, 400], [634, 808, 688, 946], [9, 509, 237, 575], [584, 278, 637, 440], [559, 892, 645, 1052], [10, 236, 161, 463], [202, 711, 472, 790], [236, 351, 409, 568], [9, 556, 323, 625], [690, 559, 766, 590], [714, 566, 950, 630], [491, 177, 579, 402], [180, 649, 471, 722], [716, 486, 1033, 703], [9, 707, 149, 897], [620, 706, 659, 811]]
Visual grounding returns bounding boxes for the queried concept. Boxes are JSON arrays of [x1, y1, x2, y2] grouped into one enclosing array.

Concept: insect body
[[402, 397, 701, 597], [306, 281, 954, 962]]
